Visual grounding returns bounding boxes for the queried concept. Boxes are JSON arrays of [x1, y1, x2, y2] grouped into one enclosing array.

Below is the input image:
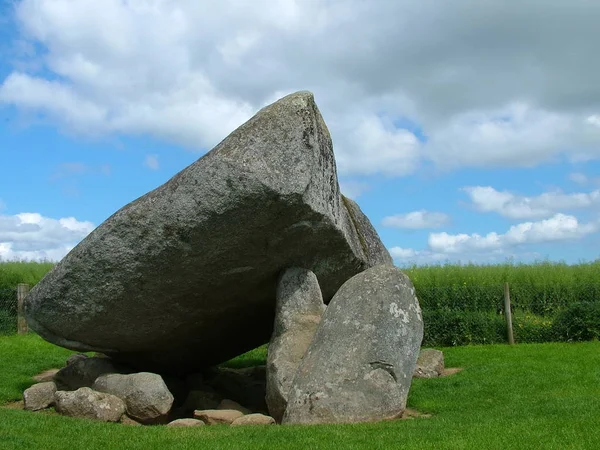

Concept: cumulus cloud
[[428, 214, 597, 254], [388, 246, 450, 265], [568, 172, 589, 185], [382, 210, 450, 229], [144, 154, 159, 171], [3, 0, 600, 175], [424, 103, 599, 169], [0, 212, 94, 261], [49, 162, 112, 181], [339, 180, 370, 200], [463, 186, 600, 219]]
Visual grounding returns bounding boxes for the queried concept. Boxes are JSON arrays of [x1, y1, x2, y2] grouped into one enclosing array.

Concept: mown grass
[[1, 334, 599, 449]]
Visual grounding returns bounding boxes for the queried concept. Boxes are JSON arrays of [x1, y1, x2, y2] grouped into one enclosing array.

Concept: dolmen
[[24, 91, 425, 425]]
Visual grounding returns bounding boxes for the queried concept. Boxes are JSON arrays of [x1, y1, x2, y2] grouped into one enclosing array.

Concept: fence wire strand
[[1, 283, 598, 342], [0, 288, 17, 335]]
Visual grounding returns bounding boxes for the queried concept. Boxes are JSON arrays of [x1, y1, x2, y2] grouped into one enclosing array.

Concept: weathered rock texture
[[92, 372, 174, 424], [283, 265, 423, 425], [266, 267, 325, 422], [54, 387, 126, 422], [24, 91, 391, 373], [23, 382, 56, 411], [414, 349, 444, 378]]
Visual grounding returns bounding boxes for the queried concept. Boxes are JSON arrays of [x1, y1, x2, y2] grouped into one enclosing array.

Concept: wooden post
[[504, 282, 514, 345], [17, 283, 30, 334]]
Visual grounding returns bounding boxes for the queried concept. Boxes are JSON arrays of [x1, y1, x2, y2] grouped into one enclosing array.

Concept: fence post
[[504, 282, 515, 345], [17, 283, 30, 335]]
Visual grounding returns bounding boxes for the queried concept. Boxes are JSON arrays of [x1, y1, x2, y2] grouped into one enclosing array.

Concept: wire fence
[[0, 287, 18, 335], [1, 282, 599, 343], [416, 283, 600, 315]]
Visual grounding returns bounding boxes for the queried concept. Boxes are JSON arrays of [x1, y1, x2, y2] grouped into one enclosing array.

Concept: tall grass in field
[[404, 259, 600, 314], [1, 259, 599, 344], [0, 261, 54, 290]]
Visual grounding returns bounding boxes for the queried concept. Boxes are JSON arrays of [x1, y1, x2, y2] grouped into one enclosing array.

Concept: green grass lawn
[[1, 335, 599, 449]]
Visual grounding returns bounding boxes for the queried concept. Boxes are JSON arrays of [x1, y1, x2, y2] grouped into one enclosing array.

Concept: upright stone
[[266, 267, 326, 422], [283, 265, 423, 425], [24, 91, 391, 373]]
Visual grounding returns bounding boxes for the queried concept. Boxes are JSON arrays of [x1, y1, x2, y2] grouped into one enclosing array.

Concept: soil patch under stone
[[441, 368, 464, 376]]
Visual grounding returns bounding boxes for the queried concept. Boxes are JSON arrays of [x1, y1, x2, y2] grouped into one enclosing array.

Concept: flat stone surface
[[194, 409, 244, 425], [231, 413, 276, 426], [167, 418, 206, 427], [25, 91, 391, 373]]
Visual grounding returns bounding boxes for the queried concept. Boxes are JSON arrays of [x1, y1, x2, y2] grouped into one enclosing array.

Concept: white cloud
[[424, 103, 600, 169], [389, 246, 450, 265], [339, 180, 370, 200], [0, 212, 94, 261], [382, 210, 450, 229], [50, 162, 88, 180], [333, 114, 421, 176], [3, 1, 600, 175], [144, 154, 159, 170], [428, 214, 597, 254], [463, 186, 600, 219], [568, 172, 588, 185]]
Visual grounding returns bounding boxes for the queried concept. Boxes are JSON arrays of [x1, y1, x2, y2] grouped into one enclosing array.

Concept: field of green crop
[[1, 260, 598, 344], [2, 259, 598, 292], [0, 261, 54, 291]]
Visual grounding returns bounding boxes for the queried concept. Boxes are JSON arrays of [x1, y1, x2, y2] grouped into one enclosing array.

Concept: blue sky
[[1, 0, 599, 265]]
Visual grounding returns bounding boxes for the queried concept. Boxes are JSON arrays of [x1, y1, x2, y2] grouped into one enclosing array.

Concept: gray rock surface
[[25, 91, 391, 373], [23, 382, 56, 411], [92, 372, 174, 424], [266, 267, 325, 422], [54, 387, 126, 422], [283, 265, 423, 425], [54, 357, 120, 391], [414, 349, 445, 378]]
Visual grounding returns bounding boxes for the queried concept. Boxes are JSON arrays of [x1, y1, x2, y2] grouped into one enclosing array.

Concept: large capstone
[[24, 91, 391, 373], [283, 265, 423, 425]]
